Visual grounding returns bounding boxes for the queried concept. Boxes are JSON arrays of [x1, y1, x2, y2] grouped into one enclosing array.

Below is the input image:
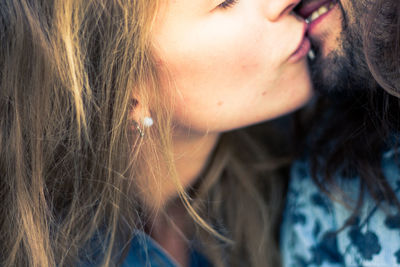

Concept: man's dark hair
[[302, 0, 400, 217]]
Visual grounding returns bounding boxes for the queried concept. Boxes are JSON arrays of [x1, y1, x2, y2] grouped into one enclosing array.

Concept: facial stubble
[[308, 0, 378, 97]]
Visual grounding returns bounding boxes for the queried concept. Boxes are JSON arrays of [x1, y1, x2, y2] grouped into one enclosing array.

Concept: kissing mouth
[[295, 0, 338, 23], [294, 0, 340, 60]]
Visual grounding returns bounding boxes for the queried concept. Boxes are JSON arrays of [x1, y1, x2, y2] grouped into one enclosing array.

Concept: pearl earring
[[142, 117, 154, 127], [134, 117, 153, 137]]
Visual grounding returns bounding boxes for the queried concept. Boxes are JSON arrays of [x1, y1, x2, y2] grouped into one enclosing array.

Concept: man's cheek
[[322, 30, 342, 57], [318, 8, 344, 58]]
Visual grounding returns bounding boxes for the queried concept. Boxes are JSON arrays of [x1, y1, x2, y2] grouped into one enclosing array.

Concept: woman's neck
[[173, 132, 220, 189], [149, 200, 191, 267], [150, 132, 219, 267]]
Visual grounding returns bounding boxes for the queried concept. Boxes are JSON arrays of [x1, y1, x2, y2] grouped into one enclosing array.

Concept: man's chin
[[309, 27, 375, 96], [309, 47, 349, 95], [306, 0, 381, 97]]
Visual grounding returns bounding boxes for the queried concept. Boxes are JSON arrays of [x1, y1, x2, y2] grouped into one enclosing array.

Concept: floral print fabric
[[281, 149, 400, 267]]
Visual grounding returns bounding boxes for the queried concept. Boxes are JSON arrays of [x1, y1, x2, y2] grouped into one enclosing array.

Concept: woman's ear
[[130, 97, 154, 137]]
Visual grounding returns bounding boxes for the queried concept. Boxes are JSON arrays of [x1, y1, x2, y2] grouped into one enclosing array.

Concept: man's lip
[[307, 3, 339, 35], [296, 0, 336, 19]]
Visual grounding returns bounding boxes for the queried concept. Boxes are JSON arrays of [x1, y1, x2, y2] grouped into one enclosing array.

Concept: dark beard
[[308, 0, 378, 98], [303, 0, 400, 219]]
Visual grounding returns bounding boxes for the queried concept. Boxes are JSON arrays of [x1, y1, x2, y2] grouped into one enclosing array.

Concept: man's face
[[297, 0, 375, 94]]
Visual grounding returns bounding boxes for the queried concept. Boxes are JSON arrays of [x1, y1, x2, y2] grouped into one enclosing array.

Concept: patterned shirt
[[281, 149, 400, 267]]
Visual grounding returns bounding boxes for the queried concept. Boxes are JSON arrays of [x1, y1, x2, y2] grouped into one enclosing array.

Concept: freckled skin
[[152, 0, 313, 134]]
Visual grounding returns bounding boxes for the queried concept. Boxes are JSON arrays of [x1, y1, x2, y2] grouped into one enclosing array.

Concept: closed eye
[[218, 0, 238, 9]]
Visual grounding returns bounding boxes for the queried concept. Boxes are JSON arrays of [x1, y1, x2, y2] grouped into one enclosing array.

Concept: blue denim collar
[[121, 231, 211, 267]]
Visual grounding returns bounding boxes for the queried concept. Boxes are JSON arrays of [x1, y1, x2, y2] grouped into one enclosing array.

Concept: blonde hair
[[0, 0, 285, 266]]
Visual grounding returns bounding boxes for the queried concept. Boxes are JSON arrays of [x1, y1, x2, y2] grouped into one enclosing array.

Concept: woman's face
[[152, 0, 312, 134]]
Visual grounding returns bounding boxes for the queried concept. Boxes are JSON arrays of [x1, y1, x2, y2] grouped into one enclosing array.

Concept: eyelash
[[218, 0, 238, 9]]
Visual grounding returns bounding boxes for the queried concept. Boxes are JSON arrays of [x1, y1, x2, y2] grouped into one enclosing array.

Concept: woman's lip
[[289, 36, 311, 63], [288, 22, 310, 63]]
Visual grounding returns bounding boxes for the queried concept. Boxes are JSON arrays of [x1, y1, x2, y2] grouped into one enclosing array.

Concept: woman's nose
[[264, 0, 301, 21]]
